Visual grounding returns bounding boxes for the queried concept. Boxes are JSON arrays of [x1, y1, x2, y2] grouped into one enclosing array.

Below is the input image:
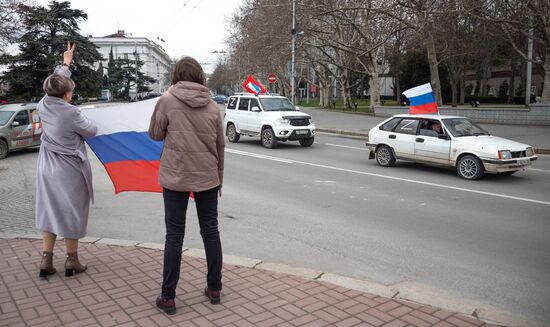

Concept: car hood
[[260, 111, 311, 119], [454, 135, 531, 151]]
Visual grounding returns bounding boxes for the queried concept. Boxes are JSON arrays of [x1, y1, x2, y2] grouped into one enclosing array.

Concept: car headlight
[[308, 118, 314, 125], [498, 150, 512, 160], [526, 147, 535, 157], [276, 118, 291, 125]]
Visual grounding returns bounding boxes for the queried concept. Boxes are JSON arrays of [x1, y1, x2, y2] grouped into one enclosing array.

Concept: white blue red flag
[[82, 99, 163, 193], [402, 83, 439, 115], [242, 75, 266, 95]]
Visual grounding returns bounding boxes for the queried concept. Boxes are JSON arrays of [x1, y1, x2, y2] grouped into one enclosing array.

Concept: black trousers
[[161, 186, 222, 300]]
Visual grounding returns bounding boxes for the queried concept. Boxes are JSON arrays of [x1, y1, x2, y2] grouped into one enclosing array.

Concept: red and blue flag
[[242, 75, 266, 95], [402, 83, 439, 115]]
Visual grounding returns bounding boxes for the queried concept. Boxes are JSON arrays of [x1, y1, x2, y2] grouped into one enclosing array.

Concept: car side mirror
[[295, 106, 300, 111], [11, 121, 20, 127], [251, 106, 261, 112], [438, 134, 450, 140]]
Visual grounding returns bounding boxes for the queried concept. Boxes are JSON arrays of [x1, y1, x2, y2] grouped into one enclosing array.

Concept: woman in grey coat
[[36, 42, 98, 278]]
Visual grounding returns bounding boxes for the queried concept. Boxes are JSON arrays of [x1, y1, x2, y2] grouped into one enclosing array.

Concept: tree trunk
[[541, 52, 550, 104], [508, 57, 516, 104], [394, 73, 401, 105], [369, 72, 381, 111], [426, 35, 443, 105], [459, 75, 465, 105], [450, 78, 458, 107]]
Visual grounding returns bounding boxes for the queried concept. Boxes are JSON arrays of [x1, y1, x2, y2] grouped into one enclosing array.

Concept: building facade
[[89, 30, 173, 98]]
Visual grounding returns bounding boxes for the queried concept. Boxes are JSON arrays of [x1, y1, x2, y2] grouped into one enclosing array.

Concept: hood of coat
[[168, 81, 212, 108]]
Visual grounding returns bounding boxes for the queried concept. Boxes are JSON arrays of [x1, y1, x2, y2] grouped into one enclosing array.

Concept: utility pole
[[135, 42, 139, 99], [526, 20, 533, 106], [291, 0, 296, 104]]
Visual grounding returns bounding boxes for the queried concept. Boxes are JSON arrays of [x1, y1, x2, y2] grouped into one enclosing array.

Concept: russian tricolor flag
[[242, 75, 266, 95], [82, 99, 163, 193], [402, 83, 439, 115]]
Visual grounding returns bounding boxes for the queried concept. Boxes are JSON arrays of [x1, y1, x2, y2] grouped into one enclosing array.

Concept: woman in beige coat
[[149, 56, 225, 315]]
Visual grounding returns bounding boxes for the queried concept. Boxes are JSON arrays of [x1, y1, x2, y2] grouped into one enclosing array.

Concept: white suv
[[224, 93, 315, 148]]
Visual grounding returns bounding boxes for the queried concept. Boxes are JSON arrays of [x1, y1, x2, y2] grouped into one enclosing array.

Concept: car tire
[[299, 137, 314, 147], [0, 139, 8, 160], [376, 145, 395, 167], [226, 124, 240, 143], [261, 127, 278, 149], [499, 171, 517, 176], [457, 155, 484, 180]]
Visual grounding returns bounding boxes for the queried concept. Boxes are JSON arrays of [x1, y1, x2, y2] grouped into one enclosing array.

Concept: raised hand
[[63, 41, 76, 66]]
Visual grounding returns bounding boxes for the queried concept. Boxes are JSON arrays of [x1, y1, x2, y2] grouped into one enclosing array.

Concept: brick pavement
[[0, 238, 500, 327]]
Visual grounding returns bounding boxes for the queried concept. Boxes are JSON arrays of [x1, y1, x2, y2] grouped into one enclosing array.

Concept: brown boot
[[65, 252, 87, 277], [39, 251, 56, 279]]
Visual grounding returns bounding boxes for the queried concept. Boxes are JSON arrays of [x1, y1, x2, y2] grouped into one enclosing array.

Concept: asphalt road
[[4, 108, 549, 324]]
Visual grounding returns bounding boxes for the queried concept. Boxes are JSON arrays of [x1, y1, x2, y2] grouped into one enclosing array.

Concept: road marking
[[325, 143, 366, 151], [226, 147, 550, 206], [529, 168, 550, 173]]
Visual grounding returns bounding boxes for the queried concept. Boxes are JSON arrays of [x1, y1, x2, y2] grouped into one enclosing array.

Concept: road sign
[[268, 74, 277, 83]]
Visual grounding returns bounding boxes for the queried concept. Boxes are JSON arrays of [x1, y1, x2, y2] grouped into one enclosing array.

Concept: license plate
[[295, 130, 309, 135], [517, 158, 530, 165]]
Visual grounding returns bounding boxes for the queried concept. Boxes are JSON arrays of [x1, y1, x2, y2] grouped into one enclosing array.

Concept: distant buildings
[[89, 30, 173, 97]]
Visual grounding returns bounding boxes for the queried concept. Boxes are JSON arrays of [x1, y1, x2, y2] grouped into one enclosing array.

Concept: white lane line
[[226, 147, 550, 206], [225, 148, 294, 163], [529, 168, 550, 173], [325, 143, 366, 151]]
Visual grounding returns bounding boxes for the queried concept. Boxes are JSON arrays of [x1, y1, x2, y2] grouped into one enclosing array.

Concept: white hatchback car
[[224, 93, 315, 148], [366, 114, 538, 180]]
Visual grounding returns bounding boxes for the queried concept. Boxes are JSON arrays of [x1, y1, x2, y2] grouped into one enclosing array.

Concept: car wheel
[[499, 171, 517, 176], [261, 127, 278, 148], [226, 124, 240, 143], [0, 139, 8, 160], [299, 137, 314, 147], [376, 145, 395, 167], [457, 155, 484, 180]]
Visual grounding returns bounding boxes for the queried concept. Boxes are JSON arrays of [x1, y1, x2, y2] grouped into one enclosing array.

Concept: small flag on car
[[242, 75, 267, 95], [402, 83, 438, 115]]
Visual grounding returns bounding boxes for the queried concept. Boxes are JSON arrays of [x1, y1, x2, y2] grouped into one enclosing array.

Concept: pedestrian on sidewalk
[[149, 56, 225, 315], [35, 42, 98, 279]]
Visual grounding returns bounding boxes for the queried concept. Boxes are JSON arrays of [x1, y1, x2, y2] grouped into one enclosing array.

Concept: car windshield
[[442, 118, 489, 137], [0, 111, 15, 126], [259, 98, 296, 111]]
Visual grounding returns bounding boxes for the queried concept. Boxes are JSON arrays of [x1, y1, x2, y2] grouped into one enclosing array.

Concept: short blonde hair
[[43, 74, 75, 98]]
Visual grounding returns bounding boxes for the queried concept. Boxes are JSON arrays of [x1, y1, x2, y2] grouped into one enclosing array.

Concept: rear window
[[227, 97, 238, 110], [394, 119, 419, 135], [379, 118, 401, 131]]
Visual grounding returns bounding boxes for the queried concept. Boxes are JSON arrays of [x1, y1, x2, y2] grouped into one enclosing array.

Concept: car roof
[[392, 114, 465, 119], [231, 93, 287, 99], [0, 103, 38, 111]]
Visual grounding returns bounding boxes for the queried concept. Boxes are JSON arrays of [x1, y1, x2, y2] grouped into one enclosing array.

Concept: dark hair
[[43, 73, 75, 98], [171, 56, 206, 85]]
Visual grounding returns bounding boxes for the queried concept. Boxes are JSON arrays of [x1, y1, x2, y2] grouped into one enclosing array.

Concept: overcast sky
[[34, 0, 244, 73]]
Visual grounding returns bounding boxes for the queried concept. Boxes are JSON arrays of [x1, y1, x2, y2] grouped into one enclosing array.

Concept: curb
[[1, 233, 545, 327], [316, 128, 550, 154]]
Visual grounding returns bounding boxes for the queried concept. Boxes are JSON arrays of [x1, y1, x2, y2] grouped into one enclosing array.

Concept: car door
[[30, 108, 42, 145], [247, 98, 262, 133], [414, 119, 451, 164], [236, 97, 251, 132], [9, 109, 32, 150], [389, 118, 419, 159]]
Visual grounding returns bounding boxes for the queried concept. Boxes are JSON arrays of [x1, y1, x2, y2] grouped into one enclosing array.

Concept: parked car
[[224, 93, 315, 148], [365, 114, 537, 180], [0, 103, 42, 159], [212, 95, 228, 104]]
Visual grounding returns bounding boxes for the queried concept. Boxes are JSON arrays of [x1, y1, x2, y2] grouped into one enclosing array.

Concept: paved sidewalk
[[0, 238, 499, 327]]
